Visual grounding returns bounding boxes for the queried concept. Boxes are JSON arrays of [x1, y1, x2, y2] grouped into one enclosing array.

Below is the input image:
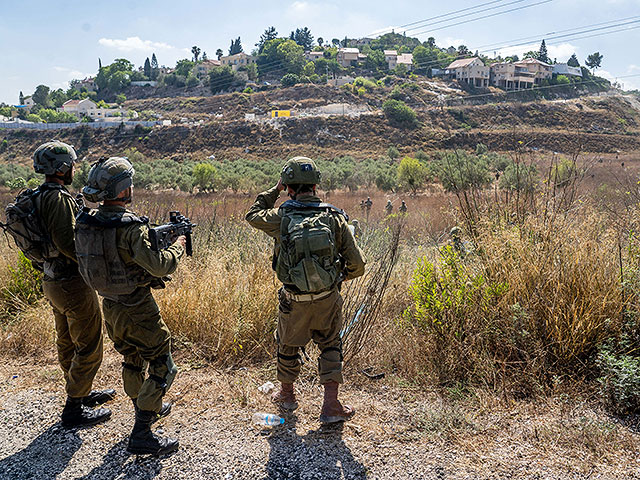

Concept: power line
[[412, 0, 555, 37]]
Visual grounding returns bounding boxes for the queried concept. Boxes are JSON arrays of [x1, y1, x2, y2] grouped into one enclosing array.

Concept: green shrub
[[596, 349, 640, 414], [382, 99, 417, 127], [3, 252, 43, 308], [281, 73, 300, 87]]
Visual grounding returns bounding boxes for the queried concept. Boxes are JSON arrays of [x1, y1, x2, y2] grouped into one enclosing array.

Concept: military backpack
[[3, 184, 69, 263], [276, 200, 346, 294]]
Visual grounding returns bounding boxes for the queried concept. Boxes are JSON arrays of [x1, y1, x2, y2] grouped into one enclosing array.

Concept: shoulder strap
[[280, 200, 349, 221], [76, 208, 148, 228]]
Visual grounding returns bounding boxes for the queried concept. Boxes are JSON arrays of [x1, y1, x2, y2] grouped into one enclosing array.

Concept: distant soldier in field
[[385, 200, 393, 215], [8, 142, 115, 428], [450, 226, 469, 256], [246, 157, 365, 423], [364, 197, 373, 221], [399, 200, 407, 213], [75, 157, 185, 455]]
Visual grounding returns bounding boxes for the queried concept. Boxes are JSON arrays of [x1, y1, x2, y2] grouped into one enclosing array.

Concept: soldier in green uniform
[[31, 142, 114, 428], [246, 157, 365, 423], [75, 157, 185, 455], [385, 200, 393, 215]]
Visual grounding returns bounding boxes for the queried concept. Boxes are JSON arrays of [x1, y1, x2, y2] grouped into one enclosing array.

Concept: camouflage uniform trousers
[[43, 276, 103, 399], [276, 288, 344, 384], [102, 288, 177, 413]]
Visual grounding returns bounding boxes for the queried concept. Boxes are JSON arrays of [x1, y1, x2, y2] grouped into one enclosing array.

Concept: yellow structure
[[271, 110, 291, 118]]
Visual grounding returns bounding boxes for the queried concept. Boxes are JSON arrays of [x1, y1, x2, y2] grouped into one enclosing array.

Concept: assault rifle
[[149, 211, 195, 256]]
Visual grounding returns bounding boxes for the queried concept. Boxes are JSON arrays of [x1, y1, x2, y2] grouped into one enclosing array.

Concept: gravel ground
[[1, 355, 640, 480]]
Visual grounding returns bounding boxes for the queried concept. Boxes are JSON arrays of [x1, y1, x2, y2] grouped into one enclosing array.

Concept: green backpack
[[276, 201, 345, 294]]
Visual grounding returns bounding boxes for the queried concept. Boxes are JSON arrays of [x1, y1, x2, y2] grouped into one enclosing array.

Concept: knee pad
[[148, 353, 177, 393]]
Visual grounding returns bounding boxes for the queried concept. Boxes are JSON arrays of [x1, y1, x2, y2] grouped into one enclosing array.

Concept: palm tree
[[216, 49, 223, 60], [192, 46, 201, 63]]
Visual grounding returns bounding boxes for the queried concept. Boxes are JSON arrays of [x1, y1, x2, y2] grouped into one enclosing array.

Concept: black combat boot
[[82, 389, 116, 408], [61, 396, 112, 428], [127, 409, 179, 456], [131, 398, 172, 422]]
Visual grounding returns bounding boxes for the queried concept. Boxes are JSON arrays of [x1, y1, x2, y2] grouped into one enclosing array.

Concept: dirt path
[[1, 354, 639, 480]]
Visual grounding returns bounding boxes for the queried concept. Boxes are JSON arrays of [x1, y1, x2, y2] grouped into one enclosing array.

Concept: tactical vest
[[4, 184, 78, 279], [275, 200, 345, 294], [75, 209, 156, 300]]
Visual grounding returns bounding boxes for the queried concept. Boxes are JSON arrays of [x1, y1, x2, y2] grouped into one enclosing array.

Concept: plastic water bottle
[[252, 412, 285, 426]]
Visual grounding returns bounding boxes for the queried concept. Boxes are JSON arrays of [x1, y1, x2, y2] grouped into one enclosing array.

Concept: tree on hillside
[[538, 39, 549, 63], [365, 49, 386, 71], [258, 38, 305, 76], [192, 163, 218, 191], [33, 85, 51, 107], [19, 91, 24, 105], [331, 38, 340, 46], [192, 46, 201, 62], [317, 37, 324, 47], [426, 37, 436, 48], [397, 156, 429, 194], [412, 45, 438, 75], [229, 37, 243, 55], [457, 45, 471, 57], [175, 59, 195, 77], [151, 53, 159, 79], [523, 50, 539, 60], [143, 57, 151, 78], [99, 58, 102, 69], [290, 27, 314, 51], [202, 51, 208, 60], [256, 26, 278, 53], [567, 53, 580, 67], [586, 52, 603, 73], [50, 88, 68, 108], [216, 49, 223, 60], [209, 66, 237, 94]]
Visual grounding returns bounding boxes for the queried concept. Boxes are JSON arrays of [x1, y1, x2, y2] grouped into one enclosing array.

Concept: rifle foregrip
[[185, 233, 193, 256]]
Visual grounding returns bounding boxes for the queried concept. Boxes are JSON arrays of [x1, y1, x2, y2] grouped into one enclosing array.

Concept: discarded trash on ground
[[257, 381, 275, 394]]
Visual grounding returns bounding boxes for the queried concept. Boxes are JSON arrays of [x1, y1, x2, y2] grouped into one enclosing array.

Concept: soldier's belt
[[284, 289, 334, 303]]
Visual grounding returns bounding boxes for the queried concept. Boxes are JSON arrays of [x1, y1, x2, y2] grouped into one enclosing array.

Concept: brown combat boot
[[319, 381, 355, 424], [272, 382, 298, 411]]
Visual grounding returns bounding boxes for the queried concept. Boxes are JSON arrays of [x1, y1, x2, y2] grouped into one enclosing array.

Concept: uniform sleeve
[[40, 191, 78, 262], [245, 186, 282, 239], [125, 224, 184, 277], [337, 216, 366, 281]]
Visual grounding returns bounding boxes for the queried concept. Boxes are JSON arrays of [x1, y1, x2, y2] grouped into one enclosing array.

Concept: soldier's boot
[[271, 382, 298, 411], [131, 398, 172, 423], [127, 409, 179, 456], [82, 389, 116, 408], [319, 381, 355, 424], [61, 396, 112, 428]]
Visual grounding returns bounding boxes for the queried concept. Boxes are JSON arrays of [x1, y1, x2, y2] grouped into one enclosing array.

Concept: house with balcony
[[220, 53, 256, 72], [336, 48, 360, 68], [397, 53, 414, 71], [445, 57, 490, 87], [490, 62, 535, 89], [195, 59, 221, 77], [516, 58, 553, 85], [384, 50, 398, 70], [305, 51, 325, 61]]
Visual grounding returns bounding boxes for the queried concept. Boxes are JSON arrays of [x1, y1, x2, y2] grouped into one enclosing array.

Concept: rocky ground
[[1, 353, 639, 480]]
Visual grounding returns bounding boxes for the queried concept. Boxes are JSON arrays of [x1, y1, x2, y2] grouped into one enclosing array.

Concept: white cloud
[[98, 36, 188, 54], [52, 66, 93, 80], [287, 1, 328, 20]]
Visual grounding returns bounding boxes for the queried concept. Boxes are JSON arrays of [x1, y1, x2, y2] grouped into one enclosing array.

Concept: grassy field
[[0, 150, 639, 420]]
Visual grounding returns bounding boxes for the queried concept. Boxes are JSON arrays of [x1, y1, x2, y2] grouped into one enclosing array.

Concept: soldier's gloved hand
[[175, 235, 187, 248]]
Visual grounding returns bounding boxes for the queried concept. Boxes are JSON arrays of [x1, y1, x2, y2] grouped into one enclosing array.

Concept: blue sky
[[1, 0, 639, 104]]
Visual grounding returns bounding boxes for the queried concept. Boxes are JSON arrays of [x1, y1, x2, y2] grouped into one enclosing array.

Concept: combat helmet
[[280, 156, 321, 186], [82, 157, 135, 202], [33, 141, 77, 175]]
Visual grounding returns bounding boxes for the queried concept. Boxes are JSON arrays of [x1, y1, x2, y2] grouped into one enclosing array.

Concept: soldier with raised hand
[[75, 157, 185, 455], [29, 141, 114, 428], [246, 157, 365, 423]]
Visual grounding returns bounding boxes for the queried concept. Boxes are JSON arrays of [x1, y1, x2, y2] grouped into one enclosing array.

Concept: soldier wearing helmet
[[75, 157, 186, 455], [29, 141, 115, 428], [246, 156, 365, 424]]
